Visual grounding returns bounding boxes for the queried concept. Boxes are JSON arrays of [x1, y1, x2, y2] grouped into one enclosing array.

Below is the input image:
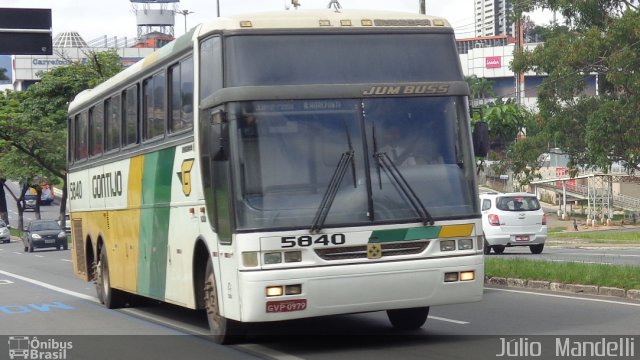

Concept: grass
[[485, 258, 640, 290], [548, 230, 640, 244]]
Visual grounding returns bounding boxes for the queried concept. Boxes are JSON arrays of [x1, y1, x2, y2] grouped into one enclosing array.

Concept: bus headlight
[[284, 251, 302, 263], [264, 252, 282, 265], [458, 239, 473, 250], [242, 252, 259, 267], [266, 286, 283, 297], [440, 240, 456, 251]]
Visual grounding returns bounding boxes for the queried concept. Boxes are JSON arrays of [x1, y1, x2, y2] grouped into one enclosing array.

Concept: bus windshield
[[230, 96, 477, 231]]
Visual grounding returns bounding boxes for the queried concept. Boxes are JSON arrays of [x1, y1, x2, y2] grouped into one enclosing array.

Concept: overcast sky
[[2, 0, 556, 41]]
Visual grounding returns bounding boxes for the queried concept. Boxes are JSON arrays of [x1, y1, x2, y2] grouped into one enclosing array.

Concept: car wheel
[[28, 243, 34, 253], [483, 238, 491, 255], [493, 245, 505, 254], [63, 243, 68, 251], [530, 244, 544, 254], [204, 258, 244, 344], [96, 246, 127, 309], [387, 307, 430, 330]]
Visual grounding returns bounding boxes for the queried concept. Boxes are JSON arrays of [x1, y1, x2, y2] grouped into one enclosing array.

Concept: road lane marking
[[0, 280, 14, 285], [12, 252, 22, 255], [0, 269, 98, 303], [236, 344, 306, 360], [35, 255, 44, 258], [61, 259, 72, 262], [118, 308, 210, 336], [488, 287, 640, 307], [428, 315, 469, 324]]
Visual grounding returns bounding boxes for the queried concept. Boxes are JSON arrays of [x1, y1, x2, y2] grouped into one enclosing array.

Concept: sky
[[1, 0, 557, 42]]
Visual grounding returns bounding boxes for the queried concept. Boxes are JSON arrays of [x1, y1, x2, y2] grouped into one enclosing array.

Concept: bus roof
[[199, 9, 451, 32], [69, 9, 452, 113]]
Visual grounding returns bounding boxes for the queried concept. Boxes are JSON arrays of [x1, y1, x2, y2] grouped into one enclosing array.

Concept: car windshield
[[31, 222, 60, 231], [496, 196, 541, 211]]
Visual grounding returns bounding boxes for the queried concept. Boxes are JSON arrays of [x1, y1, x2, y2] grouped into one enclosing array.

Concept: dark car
[[23, 194, 38, 211], [22, 220, 68, 252]]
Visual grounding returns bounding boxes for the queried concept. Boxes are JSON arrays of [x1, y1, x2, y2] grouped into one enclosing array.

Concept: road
[[1, 240, 639, 360]]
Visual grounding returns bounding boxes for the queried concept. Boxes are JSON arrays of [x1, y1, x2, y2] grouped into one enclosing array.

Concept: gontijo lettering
[[92, 171, 123, 199]]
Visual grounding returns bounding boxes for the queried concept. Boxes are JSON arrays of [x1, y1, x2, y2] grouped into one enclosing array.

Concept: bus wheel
[[387, 306, 430, 330], [96, 246, 127, 309], [203, 259, 244, 344]]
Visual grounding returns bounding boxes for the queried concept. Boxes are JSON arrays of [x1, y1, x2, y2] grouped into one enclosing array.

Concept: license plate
[[45, 239, 55, 244], [266, 299, 307, 313], [515, 235, 529, 242]]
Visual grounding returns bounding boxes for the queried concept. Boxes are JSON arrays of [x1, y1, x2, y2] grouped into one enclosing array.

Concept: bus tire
[[387, 306, 429, 330], [96, 246, 127, 309], [203, 258, 244, 344]]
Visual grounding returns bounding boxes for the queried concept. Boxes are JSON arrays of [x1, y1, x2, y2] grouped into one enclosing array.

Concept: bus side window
[[199, 36, 222, 101]]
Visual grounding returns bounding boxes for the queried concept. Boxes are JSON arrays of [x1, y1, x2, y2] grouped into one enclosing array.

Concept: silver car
[[0, 220, 10, 243], [480, 192, 547, 254]]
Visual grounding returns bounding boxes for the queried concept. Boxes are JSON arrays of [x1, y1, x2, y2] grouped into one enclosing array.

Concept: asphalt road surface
[[1, 239, 639, 360]]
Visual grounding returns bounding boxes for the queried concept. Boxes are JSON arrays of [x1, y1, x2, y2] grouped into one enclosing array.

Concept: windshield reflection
[[230, 97, 476, 231]]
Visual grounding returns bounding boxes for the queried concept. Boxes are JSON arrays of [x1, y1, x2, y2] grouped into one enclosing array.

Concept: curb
[[485, 277, 640, 301]]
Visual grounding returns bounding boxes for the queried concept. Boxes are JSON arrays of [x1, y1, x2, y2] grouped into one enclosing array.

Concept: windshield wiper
[[374, 151, 435, 226], [310, 149, 354, 233]]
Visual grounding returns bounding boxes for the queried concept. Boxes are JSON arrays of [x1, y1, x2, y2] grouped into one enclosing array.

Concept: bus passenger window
[[143, 72, 166, 140], [74, 113, 88, 161], [105, 95, 121, 152], [169, 56, 194, 133], [123, 85, 139, 146], [89, 105, 104, 157]]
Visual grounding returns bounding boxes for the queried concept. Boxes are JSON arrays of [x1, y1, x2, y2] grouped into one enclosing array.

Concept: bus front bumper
[[236, 254, 484, 322]]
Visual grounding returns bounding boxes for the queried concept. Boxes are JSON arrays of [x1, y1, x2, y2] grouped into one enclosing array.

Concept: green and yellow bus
[[68, 9, 488, 343]]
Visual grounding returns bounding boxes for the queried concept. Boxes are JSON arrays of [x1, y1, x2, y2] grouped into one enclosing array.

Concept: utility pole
[[514, 16, 525, 106], [176, 10, 194, 33], [419, 0, 426, 15]]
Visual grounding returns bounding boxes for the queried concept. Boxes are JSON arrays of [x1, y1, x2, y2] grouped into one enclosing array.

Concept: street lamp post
[[176, 10, 194, 33]]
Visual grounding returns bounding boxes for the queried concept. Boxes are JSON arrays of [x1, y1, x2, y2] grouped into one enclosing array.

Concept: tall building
[[475, 0, 514, 37]]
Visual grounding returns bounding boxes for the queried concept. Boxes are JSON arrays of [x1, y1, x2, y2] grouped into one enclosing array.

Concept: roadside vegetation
[[486, 258, 640, 291]]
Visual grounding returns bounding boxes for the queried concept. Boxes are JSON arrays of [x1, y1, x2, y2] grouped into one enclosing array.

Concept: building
[[11, 31, 165, 91], [475, 0, 514, 37]]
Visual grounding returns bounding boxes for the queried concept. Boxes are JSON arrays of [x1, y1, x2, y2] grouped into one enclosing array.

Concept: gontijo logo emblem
[[177, 158, 195, 196], [8, 336, 72, 359]]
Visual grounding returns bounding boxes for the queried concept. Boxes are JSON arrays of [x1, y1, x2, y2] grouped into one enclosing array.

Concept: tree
[[0, 50, 123, 224], [512, 0, 640, 173], [465, 75, 495, 105]]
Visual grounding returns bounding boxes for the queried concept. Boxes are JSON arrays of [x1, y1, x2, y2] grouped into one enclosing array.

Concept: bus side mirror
[[210, 110, 229, 162], [472, 121, 489, 158]]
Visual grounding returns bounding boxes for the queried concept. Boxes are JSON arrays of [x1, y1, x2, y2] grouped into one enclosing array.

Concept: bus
[[67, 9, 489, 343]]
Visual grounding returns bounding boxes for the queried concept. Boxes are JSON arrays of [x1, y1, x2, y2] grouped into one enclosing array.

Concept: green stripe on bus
[[137, 147, 176, 300], [369, 226, 441, 243]]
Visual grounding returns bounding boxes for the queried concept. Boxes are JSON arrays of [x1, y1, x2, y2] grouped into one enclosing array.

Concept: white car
[[0, 220, 10, 243], [480, 192, 547, 254]]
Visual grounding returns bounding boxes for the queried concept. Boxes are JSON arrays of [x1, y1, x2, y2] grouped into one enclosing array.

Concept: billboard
[[0, 8, 52, 55]]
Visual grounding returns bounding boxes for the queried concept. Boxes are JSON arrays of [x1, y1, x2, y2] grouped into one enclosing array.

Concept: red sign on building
[[485, 56, 502, 68]]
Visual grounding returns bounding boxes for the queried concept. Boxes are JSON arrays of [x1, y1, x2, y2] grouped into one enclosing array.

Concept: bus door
[[200, 107, 239, 319]]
